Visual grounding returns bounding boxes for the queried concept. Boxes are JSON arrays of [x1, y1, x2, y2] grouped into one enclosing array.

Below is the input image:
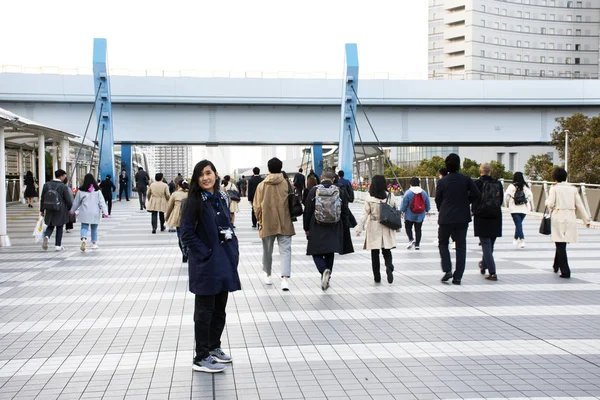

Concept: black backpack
[[43, 183, 62, 211], [513, 185, 527, 205], [475, 180, 502, 219]]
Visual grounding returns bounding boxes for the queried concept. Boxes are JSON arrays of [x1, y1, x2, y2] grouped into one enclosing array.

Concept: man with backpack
[[435, 154, 480, 285], [337, 170, 354, 203], [473, 162, 503, 281], [303, 167, 351, 291], [400, 177, 431, 250], [40, 169, 74, 251]]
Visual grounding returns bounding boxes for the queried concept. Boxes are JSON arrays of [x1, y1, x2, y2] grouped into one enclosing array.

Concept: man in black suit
[[292, 168, 306, 198], [435, 153, 480, 285], [247, 167, 264, 228]]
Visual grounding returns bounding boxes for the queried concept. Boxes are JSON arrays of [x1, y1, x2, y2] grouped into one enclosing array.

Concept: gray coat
[[70, 189, 108, 224], [40, 180, 74, 227]]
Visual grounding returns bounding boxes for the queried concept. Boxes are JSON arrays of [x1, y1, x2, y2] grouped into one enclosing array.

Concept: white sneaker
[[91, 243, 99, 250], [281, 278, 289, 291], [80, 239, 86, 252], [513, 239, 519, 245], [55, 246, 64, 251], [406, 240, 415, 249], [519, 240, 526, 248], [264, 274, 273, 285]]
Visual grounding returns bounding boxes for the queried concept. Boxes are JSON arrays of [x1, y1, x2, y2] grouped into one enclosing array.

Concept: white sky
[[2, 0, 428, 170]]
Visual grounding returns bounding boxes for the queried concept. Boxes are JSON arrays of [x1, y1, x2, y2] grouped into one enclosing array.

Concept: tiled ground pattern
[[1, 199, 600, 400]]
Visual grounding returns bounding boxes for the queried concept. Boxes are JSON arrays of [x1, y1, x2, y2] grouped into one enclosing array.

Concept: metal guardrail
[[4, 179, 22, 203]]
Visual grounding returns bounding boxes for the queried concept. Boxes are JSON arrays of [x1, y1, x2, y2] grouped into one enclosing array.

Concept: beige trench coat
[[147, 181, 170, 213], [221, 182, 240, 213], [356, 194, 399, 250], [545, 182, 590, 243], [165, 190, 188, 228]]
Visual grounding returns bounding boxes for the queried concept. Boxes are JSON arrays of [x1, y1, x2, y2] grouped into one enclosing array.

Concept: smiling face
[[199, 165, 217, 193]]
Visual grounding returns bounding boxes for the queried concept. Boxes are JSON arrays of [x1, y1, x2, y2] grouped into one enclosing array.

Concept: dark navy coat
[[180, 191, 241, 296]]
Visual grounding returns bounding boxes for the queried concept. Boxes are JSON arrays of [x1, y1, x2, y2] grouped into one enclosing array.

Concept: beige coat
[[253, 173, 295, 239], [221, 182, 239, 213], [504, 183, 534, 214], [356, 194, 399, 250], [545, 182, 590, 243], [147, 181, 170, 213], [165, 190, 188, 228]]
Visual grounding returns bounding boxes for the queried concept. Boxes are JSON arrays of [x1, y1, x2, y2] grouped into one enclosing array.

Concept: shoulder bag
[[539, 206, 551, 235], [379, 193, 402, 230]]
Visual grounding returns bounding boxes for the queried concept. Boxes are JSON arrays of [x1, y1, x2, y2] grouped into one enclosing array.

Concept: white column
[[18, 148, 25, 204], [38, 134, 46, 191], [60, 139, 69, 171], [52, 145, 59, 172], [0, 127, 11, 247]]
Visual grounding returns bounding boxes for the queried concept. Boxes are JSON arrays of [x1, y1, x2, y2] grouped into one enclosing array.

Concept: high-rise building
[[152, 146, 193, 180], [429, 0, 600, 80]]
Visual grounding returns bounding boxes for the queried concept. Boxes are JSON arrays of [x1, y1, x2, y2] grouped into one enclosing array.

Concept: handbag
[[539, 206, 551, 235], [227, 190, 241, 202], [287, 182, 303, 218], [379, 193, 402, 230]]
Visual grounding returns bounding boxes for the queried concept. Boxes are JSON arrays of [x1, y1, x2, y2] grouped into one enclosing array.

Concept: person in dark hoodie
[[99, 174, 116, 215], [247, 167, 264, 228]]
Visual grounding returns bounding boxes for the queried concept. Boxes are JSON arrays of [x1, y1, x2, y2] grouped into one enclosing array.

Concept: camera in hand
[[218, 227, 234, 243]]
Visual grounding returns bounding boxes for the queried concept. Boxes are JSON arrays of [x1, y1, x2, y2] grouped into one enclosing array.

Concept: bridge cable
[[88, 105, 105, 174], [95, 124, 106, 177], [347, 120, 372, 180], [347, 124, 363, 183], [69, 82, 103, 183]]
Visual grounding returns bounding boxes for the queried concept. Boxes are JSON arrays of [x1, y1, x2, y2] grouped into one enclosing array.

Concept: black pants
[[119, 185, 129, 201], [102, 193, 113, 215], [45, 225, 64, 246], [176, 227, 187, 257], [553, 242, 570, 275], [194, 291, 228, 362], [479, 237, 497, 275], [438, 223, 469, 281], [138, 188, 147, 209], [313, 253, 335, 275], [371, 249, 393, 280], [251, 208, 258, 227], [151, 211, 165, 231], [405, 221, 423, 246]]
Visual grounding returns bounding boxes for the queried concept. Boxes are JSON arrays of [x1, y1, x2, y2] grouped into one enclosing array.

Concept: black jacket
[[99, 179, 116, 200], [119, 174, 129, 187], [293, 174, 306, 191], [472, 175, 503, 238], [135, 170, 150, 190], [247, 175, 263, 202], [40, 180, 74, 227], [435, 172, 480, 225], [303, 180, 352, 256]]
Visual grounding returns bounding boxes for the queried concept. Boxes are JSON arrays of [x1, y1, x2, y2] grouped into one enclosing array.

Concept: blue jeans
[[511, 213, 526, 240], [479, 237, 497, 275], [81, 223, 98, 242]]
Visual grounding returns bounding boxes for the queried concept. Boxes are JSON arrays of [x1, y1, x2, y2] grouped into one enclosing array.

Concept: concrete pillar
[[0, 127, 11, 247], [52, 145, 59, 171], [38, 134, 46, 190], [18, 148, 25, 204], [60, 140, 69, 171]]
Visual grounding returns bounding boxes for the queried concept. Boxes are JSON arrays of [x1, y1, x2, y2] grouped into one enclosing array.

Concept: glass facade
[[395, 146, 459, 168]]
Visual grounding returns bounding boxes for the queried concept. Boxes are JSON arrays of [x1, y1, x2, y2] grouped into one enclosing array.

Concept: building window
[[517, 40, 522, 47], [577, 1, 582, 7], [549, 71, 555, 77], [549, 28, 555, 34], [567, 44, 572, 50], [494, 37, 499, 44], [567, 15, 573, 21], [494, 66, 499, 73], [576, 44, 581, 51], [501, 67, 506, 73], [494, 52, 499, 58], [481, 5, 486, 11], [516, 68, 522, 75], [494, 22, 499, 29], [550, 14, 555, 21], [517, 25, 522, 32], [497, 153, 505, 164], [540, 42, 546, 49], [525, 26, 530, 33], [549, 57, 555, 63], [495, 7, 499, 14], [501, 53, 506, 59], [525, 12, 530, 18], [576, 29, 581, 36], [541, 27, 546, 34], [566, 57, 571, 64], [524, 41, 530, 48], [517, 11, 522, 18], [524, 55, 530, 62], [541, 13, 546, 20], [481, 20, 486, 27], [567, 29, 573, 35], [502, 9, 507, 16], [481, 50, 486, 57], [502, 23, 507, 30], [567, 1, 573, 7], [549, 43, 555, 49], [525, 69, 530, 76], [517, 54, 522, 61], [509, 153, 517, 170], [575, 58, 580, 64], [576, 15, 582, 22], [540, 70, 546, 77], [541, 56, 546, 63], [575, 71, 581, 78], [481, 35, 485, 42], [502, 39, 507, 45], [481, 64, 486, 72]]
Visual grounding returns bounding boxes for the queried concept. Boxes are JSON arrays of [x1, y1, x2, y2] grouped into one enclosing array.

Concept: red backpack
[[410, 192, 426, 214]]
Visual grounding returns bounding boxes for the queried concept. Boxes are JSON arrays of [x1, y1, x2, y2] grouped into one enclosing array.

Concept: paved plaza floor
[[2, 198, 600, 400]]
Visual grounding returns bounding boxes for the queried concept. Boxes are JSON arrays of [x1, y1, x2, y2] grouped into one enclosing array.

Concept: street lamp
[[564, 129, 570, 174]]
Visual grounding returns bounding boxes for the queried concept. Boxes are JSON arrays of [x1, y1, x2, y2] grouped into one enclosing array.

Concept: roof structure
[[0, 107, 79, 148]]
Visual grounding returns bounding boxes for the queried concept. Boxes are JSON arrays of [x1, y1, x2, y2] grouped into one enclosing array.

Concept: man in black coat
[[118, 169, 129, 201], [435, 153, 480, 285], [293, 168, 306, 198], [135, 167, 150, 210], [473, 162, 503, 281], [99, 174, 116, 215], [40, 169, 74, 251], [237, 175, 247, 197], [247, 167, 263, 228], [303, 167, 351, 291]]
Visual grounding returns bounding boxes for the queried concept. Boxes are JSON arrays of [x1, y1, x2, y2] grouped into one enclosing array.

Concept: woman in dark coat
[[180, 160, 240, 374], [24, 171, 37, 208]]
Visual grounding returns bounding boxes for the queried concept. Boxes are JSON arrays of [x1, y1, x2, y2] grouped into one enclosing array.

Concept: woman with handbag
[[356, 175, 399, 284], [545, 167, 591, 278], [166, 180, 190, 262], [505, 172, 534, 248], [69, 174, 109, 251], [221, 175, 239, 228]]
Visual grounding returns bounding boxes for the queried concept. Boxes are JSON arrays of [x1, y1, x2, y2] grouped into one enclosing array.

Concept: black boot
[[372, 265, 381, 283]]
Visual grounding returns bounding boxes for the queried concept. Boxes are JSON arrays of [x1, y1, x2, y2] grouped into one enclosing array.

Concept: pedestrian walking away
[[247, 167, 264, 228], [166, 180, 190, 262], [304, 167, 351, 291], [435, 153, 480, 285], [337, 170, 355, 203], [70, 173, 109, 251], [24, 170, 38, 208], [237, 175, 247, 197], [221, 175, 240, 228], [99, 174, 116, 215], [356, 175, 399, 284], [472, 163, 503, 281], [135, 167, 150, 210], [504, 171, 534, 248], [40, 169, 74, 251], [147, 173, 171, 234], [180, 160, 240, 373], [118, 169, 129, 201], [253, 158, 296, 291], [400, 177, 431, 250], [293, 168, 306, 199], [546, 167, 591, 278]]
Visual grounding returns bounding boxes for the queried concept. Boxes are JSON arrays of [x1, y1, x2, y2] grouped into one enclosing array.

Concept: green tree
[[384, 160, 410, 179], [524, 154, 554, 181], [412, 156, 446, 176], [551, 113, 600, 183], [462, 158, 480, 178], [490, 160, 513, 180]]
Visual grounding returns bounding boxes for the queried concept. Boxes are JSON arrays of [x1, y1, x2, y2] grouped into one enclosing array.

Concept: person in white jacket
[[70, 173, 109, 251], [504, 172, 534, 248]]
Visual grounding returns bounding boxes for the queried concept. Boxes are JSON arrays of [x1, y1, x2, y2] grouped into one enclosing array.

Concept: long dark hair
[[222, 175, 231, 186], [80, 173, 99, 192], [512, 171, 529, 188], [26, 171, 33, 178], [188, 160, 220, 226], [369, 175, 388, 200]]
